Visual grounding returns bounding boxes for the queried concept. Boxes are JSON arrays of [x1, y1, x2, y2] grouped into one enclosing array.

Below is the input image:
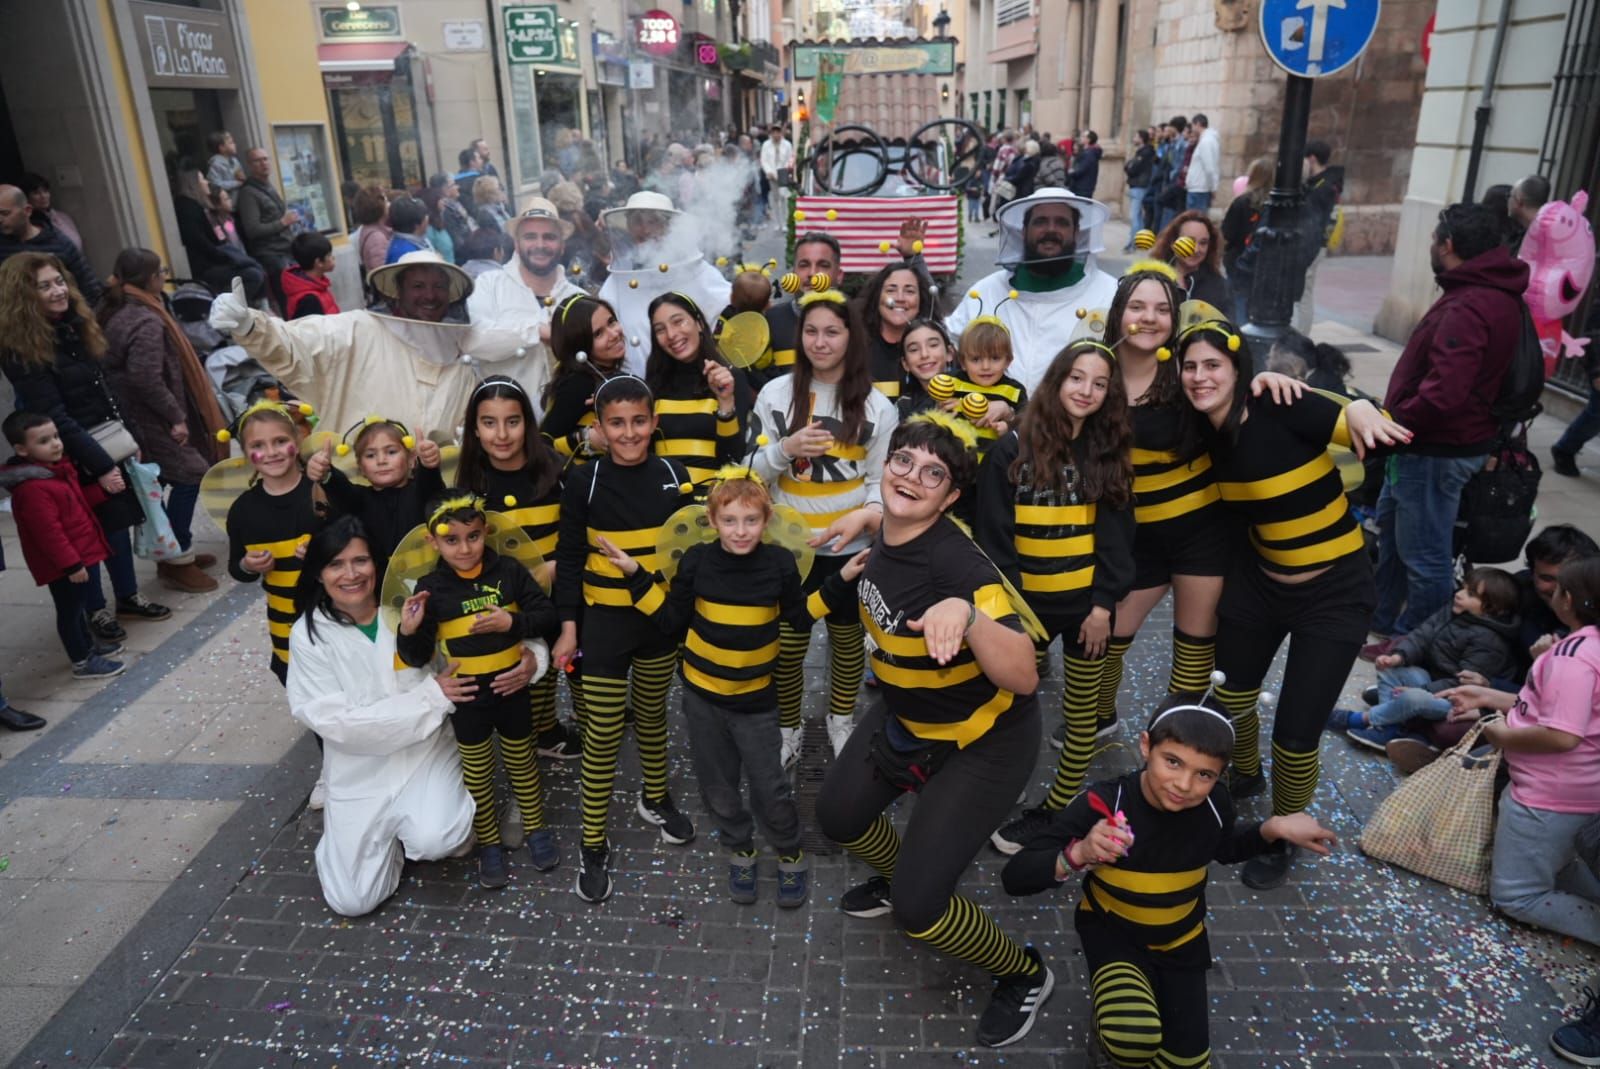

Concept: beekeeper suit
[[465, 197, 589, 402], [944, 189, 1119, 392], [208, 250, 543, 441], [597, 191, 731, 376], [286, 609, 476, 917]]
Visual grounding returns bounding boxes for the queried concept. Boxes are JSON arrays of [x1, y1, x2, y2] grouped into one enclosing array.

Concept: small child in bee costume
[[552, 374, 700, 904], [1002, 694, 1338, 1068], [596, 464, 860, 907], [217, 399, 329, 685], [396, 494, 561, 889], [305, 415, 444, 574]]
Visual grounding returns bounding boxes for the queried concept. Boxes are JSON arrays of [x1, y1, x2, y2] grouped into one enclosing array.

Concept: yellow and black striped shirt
[[1130, 402, 1220, 526], [554, 455, 693, 620], [975, 431, 1134, 622], [763, 299, 799, 373], [858, 516, 1036, 748], [869, 335, 904, 400], [225, 476, 324, 666], [395, 549, 558, 696], [626, 540, 845, 710], [1001, 771, 1269, 969], [478, 452, 564, 560], [651, 358, 750, 485], [542, 370, 616, 464], [1212, 392, 1362, 573], [946, 372, 1028, 451]]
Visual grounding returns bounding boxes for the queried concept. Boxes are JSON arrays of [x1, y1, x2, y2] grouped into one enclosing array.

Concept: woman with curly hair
[[0, 253, 170, 642], [1154, 209, 1229, 311], [979, 340, 1135, 852]]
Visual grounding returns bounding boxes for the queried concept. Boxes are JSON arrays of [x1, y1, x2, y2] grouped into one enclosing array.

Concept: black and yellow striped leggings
[[1211, 554, 1375, 817], [817, 700, 1044, 981], [449, 689, 544, 848], [1085, 940, 1210, 1068], [576, 606, 680, 849], [776, 553, 864, 730], [1033, 613, 1107, 811]]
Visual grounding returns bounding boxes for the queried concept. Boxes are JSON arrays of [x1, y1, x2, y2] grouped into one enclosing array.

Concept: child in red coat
[[3, 412, 126, 678]]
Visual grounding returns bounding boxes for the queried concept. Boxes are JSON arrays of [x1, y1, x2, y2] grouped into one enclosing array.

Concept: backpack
[[1493, 306, 1546, 425], [1454, 428, 1542, 565]]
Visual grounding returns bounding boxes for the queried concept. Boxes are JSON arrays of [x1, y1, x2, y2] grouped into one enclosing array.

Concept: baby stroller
[[169, 280, 310, 428]]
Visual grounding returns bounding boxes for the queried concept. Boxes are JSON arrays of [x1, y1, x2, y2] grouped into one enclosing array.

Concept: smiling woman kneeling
[[287, 516, 477, 917]]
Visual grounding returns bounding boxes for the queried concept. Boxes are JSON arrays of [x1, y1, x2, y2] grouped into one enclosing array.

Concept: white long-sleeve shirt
[[751, 374, 898, 557], [760, 137, 795, 180], [1185, 129, 1221, 194]]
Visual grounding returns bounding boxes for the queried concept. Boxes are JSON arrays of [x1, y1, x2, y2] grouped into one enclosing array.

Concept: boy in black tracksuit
[[397, 496, 560, 888]]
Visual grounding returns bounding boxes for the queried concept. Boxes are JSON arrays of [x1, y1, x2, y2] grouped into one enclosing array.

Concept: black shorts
[[1130, 505, 1234, 590], [1216, 549, 1376, 647], [581, 603, 679, 678], [804, 553, 857, 626], [450, 687, 533, 746]]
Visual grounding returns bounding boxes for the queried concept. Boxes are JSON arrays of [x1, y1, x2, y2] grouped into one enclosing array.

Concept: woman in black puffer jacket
[[0, 252, 170, 642]]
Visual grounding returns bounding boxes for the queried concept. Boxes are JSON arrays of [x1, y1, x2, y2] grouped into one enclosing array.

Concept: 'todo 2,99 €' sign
[[636, 10, 680, 55]]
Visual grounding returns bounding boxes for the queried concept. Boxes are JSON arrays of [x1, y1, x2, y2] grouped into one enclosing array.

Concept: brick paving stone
[[80, 612, 1592, 1067]]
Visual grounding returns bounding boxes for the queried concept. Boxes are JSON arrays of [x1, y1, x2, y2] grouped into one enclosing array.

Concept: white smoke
[[611, 154, 755, 267]]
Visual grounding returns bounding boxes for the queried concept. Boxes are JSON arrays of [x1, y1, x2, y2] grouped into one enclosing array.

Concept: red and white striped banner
[[794, 194, 961, 274]]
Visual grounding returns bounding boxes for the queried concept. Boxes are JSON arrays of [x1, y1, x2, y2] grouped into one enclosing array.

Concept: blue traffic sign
[[1259, 0, 1382, 78]]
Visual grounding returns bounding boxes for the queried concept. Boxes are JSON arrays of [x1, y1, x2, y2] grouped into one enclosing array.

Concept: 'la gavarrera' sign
[[128, 0, 242, 91]]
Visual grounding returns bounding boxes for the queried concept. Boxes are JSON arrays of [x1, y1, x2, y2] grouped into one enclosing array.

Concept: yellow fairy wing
[[945, 515, 1048, 643], [438, 444, 461, 488], [655, 502, 815, 584], [1178, 299, 1228, 332], [717, 311, 772, 369], [1308, 388, 1368, 494], [381, 511, 547, 631], [199, 457, 254, 533]]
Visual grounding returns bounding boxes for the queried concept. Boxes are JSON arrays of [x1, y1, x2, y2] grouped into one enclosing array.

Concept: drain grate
[[793, 718, 841, 855]]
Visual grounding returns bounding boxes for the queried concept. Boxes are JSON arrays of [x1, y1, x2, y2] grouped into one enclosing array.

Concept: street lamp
[[933, 7, 951, 38]]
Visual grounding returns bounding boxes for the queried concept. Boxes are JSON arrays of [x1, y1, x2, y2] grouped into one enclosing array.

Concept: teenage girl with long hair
[[542, 294, 628, 463], [643, 292, 751, 485]]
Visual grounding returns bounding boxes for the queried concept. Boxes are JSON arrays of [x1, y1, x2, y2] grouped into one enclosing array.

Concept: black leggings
[[1213, 552, 1375, 816], [817, 700, 1042, 978], [1081, 924, 1210, 1067]]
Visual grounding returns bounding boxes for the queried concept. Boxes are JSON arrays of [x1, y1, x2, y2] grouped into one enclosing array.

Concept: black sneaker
[[536, 722, 581, 760], [88, 609, 126, 643], [636, 793, 695, 844], [776, 858, 809, 909], [477, 845, 509, 890], [1553, 448, 1582, 478], [1551, 986, 1600, 1065], [729, 852, 758, 905], [1224, 767, 1266, 799], [1048, 721, 1065, 750], [92, 638, 125, 658], [839, 875, 893, 918], [1241, 840, 1297, 891], [1361, 684, 1381, 706], [990, 806, 1055, 856], [116, 593, 171, 620], [575, 841, 613, 903], [1094, 713, 1119, 741], [975, 946, 1055, 1048]]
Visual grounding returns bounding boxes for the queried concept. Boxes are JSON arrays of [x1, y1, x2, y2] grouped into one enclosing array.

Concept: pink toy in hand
[[1519, 190, 1594, 367]]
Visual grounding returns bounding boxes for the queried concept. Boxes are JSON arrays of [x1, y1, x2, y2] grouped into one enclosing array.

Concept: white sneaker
[[827, 715, 855, 758], [308, 779, 327, 811], [780, 726, 802, 770]]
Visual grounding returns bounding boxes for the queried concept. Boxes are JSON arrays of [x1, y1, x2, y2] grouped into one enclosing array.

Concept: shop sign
[[442, 20, 486, 52], [317, 4, 403, 41], [128, 0, 241, 91], [696, 41, 719, 66], [792, 40, 956, 77], [504, 5, 576, 66], [594, 29, 629, 86], [636, 10, 679, 55], [628, 59, 656, 90]]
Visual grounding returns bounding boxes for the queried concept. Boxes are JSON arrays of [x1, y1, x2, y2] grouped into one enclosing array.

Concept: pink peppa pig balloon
[[1519, 190, 1594, 364], [1232, 174, 1249, 197]]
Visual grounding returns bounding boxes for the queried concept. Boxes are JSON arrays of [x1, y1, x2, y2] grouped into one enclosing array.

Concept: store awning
[[318, 42, 408, 71]]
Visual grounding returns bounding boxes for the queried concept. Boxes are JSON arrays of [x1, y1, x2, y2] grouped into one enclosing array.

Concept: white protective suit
[[465, 262, 589, 404], [599, 258, 731, 377], [286, 610, 474, 917], [230, 309, 543, 443], [944, 190, 1120, 393]]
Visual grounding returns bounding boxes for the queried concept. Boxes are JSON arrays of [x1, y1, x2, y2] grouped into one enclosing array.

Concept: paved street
[[4, 223, 1599, 1068]]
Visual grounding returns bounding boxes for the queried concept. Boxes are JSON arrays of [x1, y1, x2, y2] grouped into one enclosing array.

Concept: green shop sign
[[793, 40, 956, 77], [504, 5, 577, 66], [319, 4, 402, 40]]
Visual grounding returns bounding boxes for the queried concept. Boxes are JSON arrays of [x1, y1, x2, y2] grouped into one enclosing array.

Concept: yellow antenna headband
[[337, 415, 414, 455], [1177, 320, 1244, 352], [429, 493, 485, 535], [798, 288, 848, 307], [962, 288, 1019, 335], [216, 398, 314, 443]]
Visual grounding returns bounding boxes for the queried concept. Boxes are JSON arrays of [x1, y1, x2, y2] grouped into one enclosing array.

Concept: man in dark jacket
[[1294, 140, 1344, 332], [1368, 203, 1529, 652], [236, 148, 300, 313], [1066, 130, 1102, 198], [0, 185, 102, 303]]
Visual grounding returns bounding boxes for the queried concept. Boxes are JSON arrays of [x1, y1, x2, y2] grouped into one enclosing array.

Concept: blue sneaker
[[72, 654, 126, 680], [1552, 986, 1600, 1065], [1347, 723, 1405, 753], [1326, 708, 1366, 732], [728, 852, 757, 904], [477, 845, 509, 889], [527, 830, 561, 872], [776, 856, 809, 909]]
